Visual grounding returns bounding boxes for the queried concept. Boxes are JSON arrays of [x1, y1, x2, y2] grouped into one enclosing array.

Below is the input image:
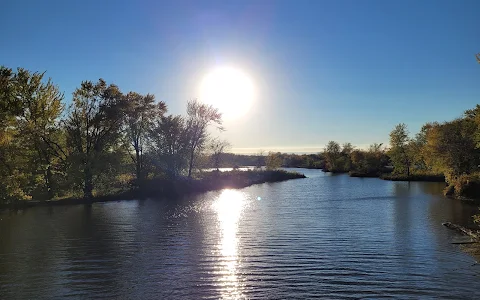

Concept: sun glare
[[212, 189, 248, 299], [199, 67, 255, 120]]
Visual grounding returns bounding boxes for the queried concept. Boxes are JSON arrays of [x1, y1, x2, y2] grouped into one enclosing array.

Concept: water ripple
[[1, 170, 480, 299]]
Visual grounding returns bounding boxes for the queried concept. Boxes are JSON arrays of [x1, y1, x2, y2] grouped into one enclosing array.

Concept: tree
[[464, 104, 480, 150], [342, 143, 354, 155], [255, 150, 266, 168], [324, 141, 341, 171], [341, 142, 354, 170], [14, 69, 65, 199], [0, 66, 28, 203], [149, 115, 189, 178], [350, 143, 386, 174], [408, 124, 431, 172], [423, 119, 479, 180], [64, 79, 125, 199], [0, 67, 18, 140], [0, 66, 16, 171], [123, 92, 166, 183], [184, 99, 222, 178], [0, 67, 65, 201], [209, 138, 231, 171], [388, 123, 413, 176], [265, 152, 283, 170]]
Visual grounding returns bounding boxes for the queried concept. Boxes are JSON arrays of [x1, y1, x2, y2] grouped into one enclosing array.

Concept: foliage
[[0, 67, 233, 204], [422, 119, 479, 181], [122, 92, 166, 183], [64, 79, 125, 199], [322, 141, 388, 174], [184, 99, 223, 178], [149, 115, 189, 178], [388, 123, 414, 176], [0, 67, 65, 201], [324, 141, 342, 171], [265, 152, 283, 170]]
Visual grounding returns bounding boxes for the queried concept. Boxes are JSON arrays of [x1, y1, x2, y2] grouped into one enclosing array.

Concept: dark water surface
[[1, 169, 480, 299]]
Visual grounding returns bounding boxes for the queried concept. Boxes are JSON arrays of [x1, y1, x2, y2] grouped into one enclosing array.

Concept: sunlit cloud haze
[[2, 0, 480, 153]]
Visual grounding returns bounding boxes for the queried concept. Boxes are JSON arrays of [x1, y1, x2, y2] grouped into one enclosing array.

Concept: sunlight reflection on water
[[212, 189, 248, 299]]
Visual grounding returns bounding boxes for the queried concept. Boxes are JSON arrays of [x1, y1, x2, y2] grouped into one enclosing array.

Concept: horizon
[[2, 0, 480, 152]]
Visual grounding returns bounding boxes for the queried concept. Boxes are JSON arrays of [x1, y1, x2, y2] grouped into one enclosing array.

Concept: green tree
[[149, 115, 189, 178], [266, 152, 283, 170], [14, 68, 65, 199], [0, 66, 27, 203], [341, 142, 354, 171], [350, 143, 386, 174], [423, 119, 478, 180], [388, 123, 413, 176], [123, 92, 167, 183], [0, 67, 65, 201], [464, 104, 480, 149], [324, 141, 341, 171], [64, 79, 125, 199]]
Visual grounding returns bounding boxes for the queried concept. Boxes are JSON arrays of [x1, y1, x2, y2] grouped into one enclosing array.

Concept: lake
[[1, 169, 480, 299]]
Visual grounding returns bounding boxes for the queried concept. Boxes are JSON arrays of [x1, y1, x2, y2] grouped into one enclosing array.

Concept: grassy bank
[[348, 171, 381, 178], [323, 169, 446, 182], [380, 173, 445, 182], [0, 170, 306, 210]]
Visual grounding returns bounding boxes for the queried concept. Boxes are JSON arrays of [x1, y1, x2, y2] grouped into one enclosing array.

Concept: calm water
[[1, 169, 480, 299]]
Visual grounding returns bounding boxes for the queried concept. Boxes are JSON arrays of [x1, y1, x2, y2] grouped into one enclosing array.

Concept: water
[[1, 169, 480, 299]]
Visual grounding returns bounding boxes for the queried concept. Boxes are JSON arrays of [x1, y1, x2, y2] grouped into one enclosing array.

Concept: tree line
[[2, 55, 480, 203], [321, 105, 480, 197], [0, 66, 227, 203]]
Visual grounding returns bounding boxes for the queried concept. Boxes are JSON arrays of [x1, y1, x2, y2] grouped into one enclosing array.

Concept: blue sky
[[2, 0, 480, 153]]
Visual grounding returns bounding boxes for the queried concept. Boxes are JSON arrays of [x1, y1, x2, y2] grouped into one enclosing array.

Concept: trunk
[[135, 148, 141, 183], [188, 149, 195, 178], [45, 164, 54, 200], [84, 164, 93, 200], [215, 155, 220, 171], [443, 222, 479, 240]]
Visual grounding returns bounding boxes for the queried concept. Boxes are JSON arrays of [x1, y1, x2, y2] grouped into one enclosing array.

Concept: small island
[[2, 169, 305, 209]]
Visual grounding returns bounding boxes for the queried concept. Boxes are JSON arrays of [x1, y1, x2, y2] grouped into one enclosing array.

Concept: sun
[[199, 66, 255, 120]]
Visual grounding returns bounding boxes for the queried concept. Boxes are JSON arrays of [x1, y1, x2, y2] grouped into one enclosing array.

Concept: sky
[[2, 0, 480, 153]]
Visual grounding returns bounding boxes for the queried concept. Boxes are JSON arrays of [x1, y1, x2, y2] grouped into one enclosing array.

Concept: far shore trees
[[266, 152, 283, 170], [324, 141, 341, 171]]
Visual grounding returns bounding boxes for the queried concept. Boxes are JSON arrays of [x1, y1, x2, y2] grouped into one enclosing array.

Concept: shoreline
[[0, 170, 306, 211], [325, 169, 480, 204], [322, 169, 446, 182]]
